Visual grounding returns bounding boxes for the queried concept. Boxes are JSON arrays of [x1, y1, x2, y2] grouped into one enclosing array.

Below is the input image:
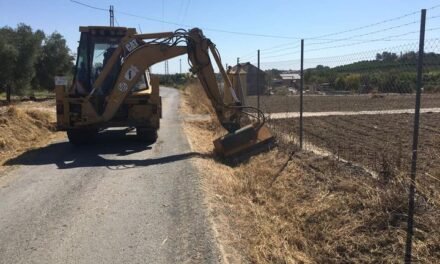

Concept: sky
[[1, 0, 440, 73]]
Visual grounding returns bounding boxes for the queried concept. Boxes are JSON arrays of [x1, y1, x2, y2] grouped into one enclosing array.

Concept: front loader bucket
[[213, 123, 274, 163]]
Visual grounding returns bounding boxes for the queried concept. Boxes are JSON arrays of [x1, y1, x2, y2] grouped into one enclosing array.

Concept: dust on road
[[0, 87, 220, 264]]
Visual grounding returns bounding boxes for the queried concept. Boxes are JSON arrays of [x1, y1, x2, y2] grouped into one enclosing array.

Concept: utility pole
[[299, 39, 304, 150], [179, 59, 182, 74], [257, 49, 260, 110], [237, 57, 239, 65], [109, 5, 114, 27], [164, 61, 169, 75]]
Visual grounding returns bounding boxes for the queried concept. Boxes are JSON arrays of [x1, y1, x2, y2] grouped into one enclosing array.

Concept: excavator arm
[[79, 28, 273, 159]]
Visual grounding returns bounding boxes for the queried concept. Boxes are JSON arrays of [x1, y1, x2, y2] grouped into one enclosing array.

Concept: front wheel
[[136, 127, 158, 143]]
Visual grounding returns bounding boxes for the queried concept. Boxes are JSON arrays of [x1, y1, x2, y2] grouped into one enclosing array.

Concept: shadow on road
[[5, 129, 212, 170]]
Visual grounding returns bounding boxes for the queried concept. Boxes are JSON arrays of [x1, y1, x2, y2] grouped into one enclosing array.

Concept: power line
[[240, 33, 424, 60], [261, 50, 301, 60], [70, 0, 107, 11], [69, 0, 302, 39], [305, 4, 440, 40], [117, 9, 299, 39], [254, 37, 440, 68], [239, 9, 440, 56], [306, 10, 419, 40], [263, 44, 301, 55], [70, 0, 440, 43], [239, 52, 256, 60], [177, 0, 185, 22], [241, 4, 440, 56], [308, 14, 440, 46], [260, 41, 298, 51], [181, 0, 191, 24], [240, 43, 301, 60], [239, 48, 301, 64], [307, 20, 419, 46], [303, 27, 440, 53], [162, 0, 164, 31]]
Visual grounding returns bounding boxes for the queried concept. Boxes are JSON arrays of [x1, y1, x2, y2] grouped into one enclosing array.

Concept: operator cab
[[71, 26, 150, 97]]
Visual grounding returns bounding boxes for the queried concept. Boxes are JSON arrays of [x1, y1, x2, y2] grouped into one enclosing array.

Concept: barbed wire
[[242, 13, 440, 61], [307, 14, 440, 47], [242, 37, 440, 72], [304, 28, 440, 53]]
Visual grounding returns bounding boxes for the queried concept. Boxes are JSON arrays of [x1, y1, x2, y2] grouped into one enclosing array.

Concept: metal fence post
[[405, 8, 426, 264], [299, 39, 304, 149], [257, 49, 260, 110]]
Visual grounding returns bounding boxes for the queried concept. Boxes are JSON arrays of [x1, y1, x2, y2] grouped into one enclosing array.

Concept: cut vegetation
[[0, 100, 61, 166], [181, 83, 440, 263]]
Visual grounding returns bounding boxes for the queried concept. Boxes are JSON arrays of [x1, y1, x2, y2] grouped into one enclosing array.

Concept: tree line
[[303, 51, 440, 93], [0, 23, 73, 101]]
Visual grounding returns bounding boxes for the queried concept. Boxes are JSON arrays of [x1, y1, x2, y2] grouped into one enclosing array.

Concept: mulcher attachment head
[[213, 123, 274, 164]]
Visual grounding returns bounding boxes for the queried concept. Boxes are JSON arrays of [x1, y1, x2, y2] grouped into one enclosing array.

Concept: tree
[[12, 24, 45, 94], [35, 32, 74, 90], [0, 24, 45, 95], [376, 51, 398, 62], [0, 24, 74, 99], [344, 74, 361, 91], [334, 76, 345, 90], [0, 28, 18, 100], [304, 69, 312, 84]]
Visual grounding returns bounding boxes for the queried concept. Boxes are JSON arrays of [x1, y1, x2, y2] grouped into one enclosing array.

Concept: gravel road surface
[[0, 87, 219, 264]]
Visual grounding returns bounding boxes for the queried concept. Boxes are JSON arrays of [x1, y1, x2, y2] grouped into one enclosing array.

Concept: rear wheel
[[136, 127, 158, 143], [67, 128, 98, 145]]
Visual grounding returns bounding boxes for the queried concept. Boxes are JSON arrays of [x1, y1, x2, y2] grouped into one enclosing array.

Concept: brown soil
[[182, 83, 440, 263], [246, 93, 440, 113], [270, 113, 440, 205]]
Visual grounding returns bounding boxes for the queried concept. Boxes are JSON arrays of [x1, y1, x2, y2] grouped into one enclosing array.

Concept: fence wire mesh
[[233, 9, 440, 262]]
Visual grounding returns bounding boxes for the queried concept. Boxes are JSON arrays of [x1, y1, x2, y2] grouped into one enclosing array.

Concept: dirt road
[[267, 107, 440, 119], [0, 88, 219, 264]]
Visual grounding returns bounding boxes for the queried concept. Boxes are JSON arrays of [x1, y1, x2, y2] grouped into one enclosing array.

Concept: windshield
[[72, 33, 90, 95], [91, 37, 120, 84], [72, 33, 123, 95]]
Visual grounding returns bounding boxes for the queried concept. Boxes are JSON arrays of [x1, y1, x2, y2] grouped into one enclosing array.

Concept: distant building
[[227, 63, 266, 100], [280, 72, 300, 86]]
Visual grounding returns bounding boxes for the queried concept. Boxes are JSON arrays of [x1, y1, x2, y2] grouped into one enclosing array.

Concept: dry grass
[[182, 81, 218, 117], [181, 83, 440, 263], [0, 102, 61, 166]]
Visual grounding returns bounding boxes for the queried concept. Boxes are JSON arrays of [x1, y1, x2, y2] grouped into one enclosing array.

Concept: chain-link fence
[[232, 8, 440, 263]]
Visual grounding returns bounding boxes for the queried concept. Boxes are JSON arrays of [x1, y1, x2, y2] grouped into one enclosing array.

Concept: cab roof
[[79, 26, 137, 36]]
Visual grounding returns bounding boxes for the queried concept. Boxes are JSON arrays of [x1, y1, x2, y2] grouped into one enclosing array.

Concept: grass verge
[[181, 83, 440, 263]]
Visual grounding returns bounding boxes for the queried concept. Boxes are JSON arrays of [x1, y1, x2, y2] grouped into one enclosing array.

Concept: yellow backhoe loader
[[55, 26, 273, 159]]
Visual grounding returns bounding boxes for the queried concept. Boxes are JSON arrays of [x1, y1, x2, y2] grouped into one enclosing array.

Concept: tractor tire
[[67, 128, 98, 146], [136, 127, 158, 143]]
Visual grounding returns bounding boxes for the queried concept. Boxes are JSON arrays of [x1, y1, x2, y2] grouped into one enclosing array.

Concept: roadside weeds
[[181, 83, 440, 263]]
